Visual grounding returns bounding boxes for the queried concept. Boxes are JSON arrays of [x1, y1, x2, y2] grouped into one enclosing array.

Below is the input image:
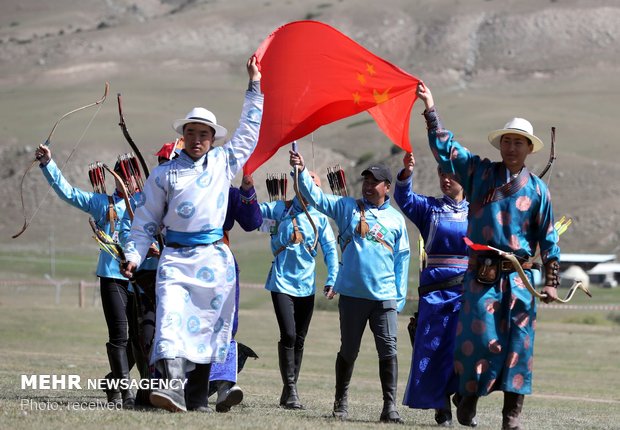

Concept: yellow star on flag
[[366, 63, 376, 76], [357, 73, 367, 85], [352, 92, 361, 104], [373, 88, 391, 104]]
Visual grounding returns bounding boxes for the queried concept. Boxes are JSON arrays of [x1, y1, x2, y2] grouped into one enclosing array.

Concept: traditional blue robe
[[395, 172, 469, 409], [427, 114, 559, 397]]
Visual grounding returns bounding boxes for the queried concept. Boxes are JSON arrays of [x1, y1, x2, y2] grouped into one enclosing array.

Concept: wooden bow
[[464, 237, 591, 303], [117, 93, 165, 250], [103, 163, 134, 221], [537, 126, 556, 180], [292, 142, 318, 252], [12, 82, 109, 238], [117, 93, 149, 178]]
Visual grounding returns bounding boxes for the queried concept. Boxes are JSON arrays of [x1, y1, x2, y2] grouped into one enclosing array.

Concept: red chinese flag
[[243, 20, 420, 175]]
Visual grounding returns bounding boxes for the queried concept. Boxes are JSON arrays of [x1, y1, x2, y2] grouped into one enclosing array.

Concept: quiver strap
[[342, 199, 392, 254], [355, 199, 370, 238], [107, 195, 118, 234], [290, 217, 304, 244], [284, 200, 304, 244]]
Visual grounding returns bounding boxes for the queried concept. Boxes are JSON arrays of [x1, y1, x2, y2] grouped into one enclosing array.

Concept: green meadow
[[1, 248, 619, 429]]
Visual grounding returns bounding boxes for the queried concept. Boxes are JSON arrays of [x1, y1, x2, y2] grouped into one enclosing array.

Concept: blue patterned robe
[[427, 113, 560, 396], [395, 172, 469, 409], [210, 186, 262, 383]]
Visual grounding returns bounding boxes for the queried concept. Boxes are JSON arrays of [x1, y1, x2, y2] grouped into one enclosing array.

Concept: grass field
[[1, 269, 619, 429]]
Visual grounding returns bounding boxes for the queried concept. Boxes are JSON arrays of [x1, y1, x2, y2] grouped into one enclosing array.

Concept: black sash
[[417, 274, 465, 296]]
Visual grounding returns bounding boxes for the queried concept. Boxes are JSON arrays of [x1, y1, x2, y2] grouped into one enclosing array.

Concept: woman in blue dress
[[395, 152, 468, 426]]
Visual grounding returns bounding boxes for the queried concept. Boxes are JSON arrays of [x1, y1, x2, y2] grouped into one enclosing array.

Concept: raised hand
[[35, 144, 52, 165], [416, 81, 435, 111], [241, 174, 254, 190], [289, 150, 305, 171], [247, 55, 261, 82]]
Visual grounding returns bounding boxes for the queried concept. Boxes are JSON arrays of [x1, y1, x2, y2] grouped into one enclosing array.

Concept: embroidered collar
[[503, 164, 525, 183], [179, 149, 208, 167], [442, 195, 468, 210]]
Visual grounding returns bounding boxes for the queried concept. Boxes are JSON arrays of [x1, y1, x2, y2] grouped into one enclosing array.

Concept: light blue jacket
[[296, 168, 410, 311], [41, 159, 128, 280], [260, 197, 338, 297]]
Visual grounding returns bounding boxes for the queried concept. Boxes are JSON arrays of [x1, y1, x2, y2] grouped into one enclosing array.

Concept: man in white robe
[[121, 57, 263, 412]]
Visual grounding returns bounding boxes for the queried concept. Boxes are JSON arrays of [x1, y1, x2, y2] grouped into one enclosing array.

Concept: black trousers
[[99, 277, 135, 348], [338, 295, 398, 363], [271, 292, 315, 349]]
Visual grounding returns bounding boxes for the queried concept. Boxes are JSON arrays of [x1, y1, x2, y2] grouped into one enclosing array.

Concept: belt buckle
[[500, 260, 513, 271]]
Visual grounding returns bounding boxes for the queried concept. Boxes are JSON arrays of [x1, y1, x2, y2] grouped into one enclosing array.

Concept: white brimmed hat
[[172, 107, 228, 140], [487, 118, 544, 153]]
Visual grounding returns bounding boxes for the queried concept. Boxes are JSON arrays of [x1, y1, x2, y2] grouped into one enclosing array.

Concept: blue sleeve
[[259, 201, 281, 220], [235, 186, 263, 231], [393, 169, 432, 232], [535, 179, 561, 263], [393, 216, 410, 313], [317, 215, 339, 286], [427, 128, 487, 198], [295, 168, 351, 231], [40, 159, 102, 217]]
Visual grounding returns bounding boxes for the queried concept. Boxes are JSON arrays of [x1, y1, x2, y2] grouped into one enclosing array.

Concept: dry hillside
[[0, 0, 619, 254]]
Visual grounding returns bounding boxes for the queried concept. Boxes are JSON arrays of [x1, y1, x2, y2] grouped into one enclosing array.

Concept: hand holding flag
[[244, 21, 420, 174]]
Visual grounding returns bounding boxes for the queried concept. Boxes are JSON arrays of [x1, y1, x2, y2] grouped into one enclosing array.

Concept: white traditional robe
[[124, 91, 263, 364]]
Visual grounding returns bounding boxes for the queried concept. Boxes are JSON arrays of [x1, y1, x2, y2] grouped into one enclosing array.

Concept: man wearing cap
[[289, 151, 410, 424], [34, 144, 137, 409], [121, 56, 263, 413], [416, 82, 559, 430]]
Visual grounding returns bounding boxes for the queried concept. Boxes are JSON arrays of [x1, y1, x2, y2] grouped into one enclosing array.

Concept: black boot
[[455, 393, 479, 427], [435, 394, 453, 426], [280, 346, 305, 406], [277, 342, 303, 409], [378, 355, 403, 424], [502, 392, 524, 430], [149, 358, 187, 412], [185, 363, 213, 412], [103, 341, 135, 405], [332, 353, 354, 420], [215, 380, 244, 413], [103, 372, 121, 405], [106, 343, 135, 409], [294, 347, 304, 382]]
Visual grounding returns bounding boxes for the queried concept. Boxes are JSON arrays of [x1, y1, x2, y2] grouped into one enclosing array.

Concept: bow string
[[12, 82, 110, 239]]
